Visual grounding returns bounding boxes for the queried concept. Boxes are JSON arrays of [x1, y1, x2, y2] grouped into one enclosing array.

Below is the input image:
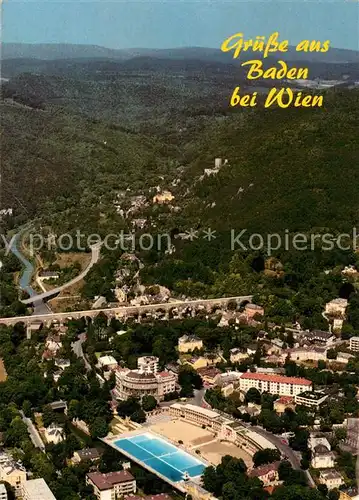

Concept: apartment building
[[22, 478, 56, 500], [239, 372, 312, 396], [350, 336, 359, 352], [86, 471, 136, 500], [295, 391, 328, 409]]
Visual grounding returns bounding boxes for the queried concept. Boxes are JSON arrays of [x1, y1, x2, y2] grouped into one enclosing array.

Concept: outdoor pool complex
[[114, 433, 206, 482]]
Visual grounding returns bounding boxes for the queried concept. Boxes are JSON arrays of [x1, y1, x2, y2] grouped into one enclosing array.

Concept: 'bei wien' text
[[230, 87, 324, 108]]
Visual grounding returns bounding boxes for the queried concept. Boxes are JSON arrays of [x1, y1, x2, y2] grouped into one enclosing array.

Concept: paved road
[[72, 333, 91, 371], [250, 426, 315, 487], [0, 295, 253, 326], [20, 410, 45, 452], [21, 243, 102, 305]]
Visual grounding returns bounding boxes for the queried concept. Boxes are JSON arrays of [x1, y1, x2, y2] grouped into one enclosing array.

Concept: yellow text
[[265, 88, 324, 108], [221, 32, 288, 59], [242, 60, 308, 80]]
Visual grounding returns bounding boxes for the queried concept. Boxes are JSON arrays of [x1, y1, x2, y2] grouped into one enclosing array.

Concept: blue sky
[[3, 1, 359, 51]]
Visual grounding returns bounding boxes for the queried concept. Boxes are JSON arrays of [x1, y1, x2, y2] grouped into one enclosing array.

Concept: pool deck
[[102, 430, 209, 494]]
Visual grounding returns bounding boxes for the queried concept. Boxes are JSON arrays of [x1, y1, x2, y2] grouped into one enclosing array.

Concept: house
[[98, 355, 118, 371], [0, 452, 27, 497], [218, 311, 244, 327], [197, 367, 222, 385], [38, 271, 60, 280], [72, 418, 90, 435], [22, 478, 56, 500], [238, 402, 261, 417], [248, 461, 281, 486], [245, 303, 264, 319], [152, 191, 174, 204], [178, 335, 203, 353], [86, 470, 136, 500], [333, 318, 344, 332], [45, 334, 62, 353], [44, 424, 65, 444], [48, 400, 67, 412], [345, 418, 359, 451], [325, 298, 348, 317], [319, 469, 344, 489], [311, 444, 335, 469], [287, 346, 327, 364], [72, 448, 101, 464], [184, 354, 221, 371], [229, 348, 249, 363], [309, 435, 332, 452], [274, 396, 295, 415], [55, 359, 71, 370], [336, 352, 355, 364], [303, 331, 335, 346]]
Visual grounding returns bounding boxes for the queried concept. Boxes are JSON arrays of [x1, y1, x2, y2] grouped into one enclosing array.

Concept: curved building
[[114, 357, 176, 402]]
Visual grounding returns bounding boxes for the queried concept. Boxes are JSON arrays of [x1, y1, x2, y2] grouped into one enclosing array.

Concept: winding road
[[21, 243, 102, 305]]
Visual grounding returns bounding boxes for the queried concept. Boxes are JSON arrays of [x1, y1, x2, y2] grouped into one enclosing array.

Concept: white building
[[295, 391, 329, 409], [229, 348, 249, 363], [22, 478, 56, 500], [319, 469, 344, 489], [114, 357, 176, 402], [350, 336, 359, 352], [86, 470, 136, 500], [309, 436, 335, 469], [325, 298, 348, 317], [239, 373, 312, 396], [287, 347, 327, 363], [336, 352, 354, 364], [311, 444, 335, 469], [137, 356, 159, 374], [98, 355, 118, 371], [178, 335, 203, 353], [44, 424, 65, 444], [0, 484, 7, 500]]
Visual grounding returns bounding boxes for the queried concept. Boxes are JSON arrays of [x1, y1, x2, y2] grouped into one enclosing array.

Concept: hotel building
[[239, 372, 312, 396], [86, 471, 136, 500], [114, 357, 176, 402]]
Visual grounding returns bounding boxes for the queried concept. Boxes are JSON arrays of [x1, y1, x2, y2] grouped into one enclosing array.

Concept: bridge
[[0, 295, 253, 327], [21, 243, 101, 305]]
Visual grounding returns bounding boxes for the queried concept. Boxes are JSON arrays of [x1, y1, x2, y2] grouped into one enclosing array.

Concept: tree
[[328, 490, 340, 500], [253, 448, 281, 467], [245, 388, 261, 404], [22, 400, 32, 418], [130, 409, 146, 424], [42, 405, 57, 428], [141, 395, 157, 412], [334, 427, 347, 441], [317, 484, 328, 496], [89, 417, 109, 439], [327, 349, 337, 360]]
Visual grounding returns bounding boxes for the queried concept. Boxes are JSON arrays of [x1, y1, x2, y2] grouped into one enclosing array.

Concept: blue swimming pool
[[113, 433, 206, 483]]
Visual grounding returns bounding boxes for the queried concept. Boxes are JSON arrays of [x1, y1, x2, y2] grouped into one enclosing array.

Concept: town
[[0, 289, 358, 500]]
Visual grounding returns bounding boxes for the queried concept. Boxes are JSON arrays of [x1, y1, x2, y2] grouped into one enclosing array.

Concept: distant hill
[[3, 42, 359, 64]]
